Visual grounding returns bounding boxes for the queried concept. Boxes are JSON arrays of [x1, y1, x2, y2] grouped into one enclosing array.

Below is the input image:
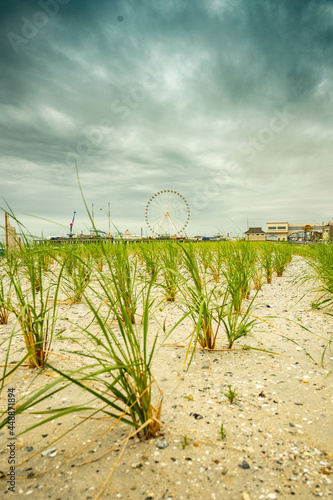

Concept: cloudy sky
[[0, 0, 332, 239]]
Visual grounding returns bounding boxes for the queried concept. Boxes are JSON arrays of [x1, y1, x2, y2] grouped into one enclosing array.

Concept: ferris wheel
[[145, 190, 190, 237]]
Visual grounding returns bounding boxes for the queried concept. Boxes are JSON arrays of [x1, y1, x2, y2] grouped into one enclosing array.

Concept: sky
[[0, 0, 332, 239]]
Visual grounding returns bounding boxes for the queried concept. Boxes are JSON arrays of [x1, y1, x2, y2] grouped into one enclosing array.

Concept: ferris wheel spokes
[[145, 190, 190, 237], [168, 216, 180, 235]]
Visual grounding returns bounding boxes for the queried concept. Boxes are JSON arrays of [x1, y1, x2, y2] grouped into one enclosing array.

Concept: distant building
[[266, 222, 324, 241], [265, 222, 289, 241], [323, 221, 333, 241], [244, 227, 266, 241]]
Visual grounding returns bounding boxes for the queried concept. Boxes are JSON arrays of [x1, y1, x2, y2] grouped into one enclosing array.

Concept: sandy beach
[[0, 254, 332, 500]]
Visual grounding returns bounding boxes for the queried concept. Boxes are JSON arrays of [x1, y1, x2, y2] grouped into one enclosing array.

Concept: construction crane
[[69, 211, 76, 237]]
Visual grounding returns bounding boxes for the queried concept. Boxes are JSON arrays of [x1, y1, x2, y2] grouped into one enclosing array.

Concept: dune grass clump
[[221, 295, 258, 349], [39, 251, 54, 272], [85, 272, 163, 438], [205, 244, 225, 283], [61, 247, 92, 304], [309, 244, 333, 312], [219, 242, 259, 349], [160, 243, 179, 302], [261, 244, 274, 283], [179, 243, 220, 350], [91, 244, 105, 272], [198, 244, 211, 274], [139, 243, 160, 281], [273, 245, 292, 277], [253, 264, 264, 290], [223, 242, 256, 313], [108, 243, 141, 323], [4, 246, 64, 368]]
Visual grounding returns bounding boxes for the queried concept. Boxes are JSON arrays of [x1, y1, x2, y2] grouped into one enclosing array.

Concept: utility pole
[[108, 202, 111, 237]]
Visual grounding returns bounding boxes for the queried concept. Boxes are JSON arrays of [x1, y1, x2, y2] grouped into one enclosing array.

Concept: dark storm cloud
[[0, 0, 332, 237]]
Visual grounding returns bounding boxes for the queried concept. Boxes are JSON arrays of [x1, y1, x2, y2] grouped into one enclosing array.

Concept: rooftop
[[244, 227, 265, 234]]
